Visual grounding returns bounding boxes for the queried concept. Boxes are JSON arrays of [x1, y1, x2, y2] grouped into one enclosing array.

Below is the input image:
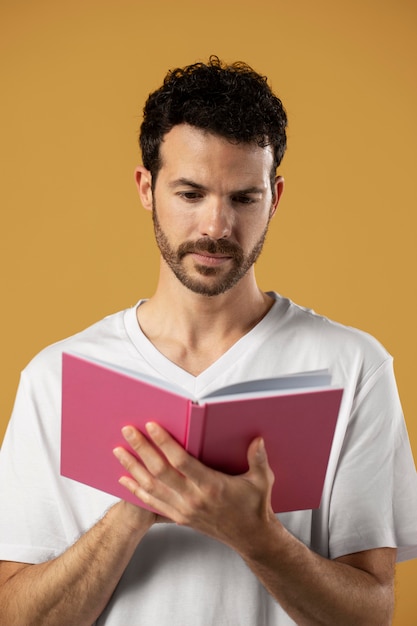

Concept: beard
[[152, 204, 269, 297]]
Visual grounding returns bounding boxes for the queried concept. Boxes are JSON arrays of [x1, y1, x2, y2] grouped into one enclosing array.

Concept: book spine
[[185, 403, 206, 459]]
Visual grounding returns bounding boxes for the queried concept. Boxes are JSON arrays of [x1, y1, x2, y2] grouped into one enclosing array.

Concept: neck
[[136, 268, 274, 375]]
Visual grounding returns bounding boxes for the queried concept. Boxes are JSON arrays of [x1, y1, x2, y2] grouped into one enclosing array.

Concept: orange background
[[1, 0, 416, 622]]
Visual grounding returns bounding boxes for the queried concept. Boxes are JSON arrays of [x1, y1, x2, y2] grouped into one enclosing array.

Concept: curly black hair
[[139, 56, 287, 185]]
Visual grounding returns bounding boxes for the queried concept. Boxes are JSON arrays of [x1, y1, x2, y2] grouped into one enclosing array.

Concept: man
[[0, 57, 416, 625]]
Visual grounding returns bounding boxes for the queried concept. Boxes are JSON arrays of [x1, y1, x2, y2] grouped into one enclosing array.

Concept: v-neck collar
[[123, 292, 281, 397]]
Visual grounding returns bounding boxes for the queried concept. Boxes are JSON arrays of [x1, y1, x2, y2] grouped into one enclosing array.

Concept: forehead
[[158, 124, 274, 184]]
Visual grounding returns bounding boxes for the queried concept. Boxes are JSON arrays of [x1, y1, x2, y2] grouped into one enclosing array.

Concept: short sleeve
[[328, 358, 417, 562]]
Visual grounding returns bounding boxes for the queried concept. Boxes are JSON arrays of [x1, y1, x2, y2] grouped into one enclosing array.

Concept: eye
[[177, 191, 204, 202], [232, 195, 256, 205]]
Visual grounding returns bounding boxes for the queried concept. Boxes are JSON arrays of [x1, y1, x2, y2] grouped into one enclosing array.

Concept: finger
[[113, 445, 178, 516], [121, 425, 167, 472], [122, 425, 191, 488], [247, 437, 267, 467], [145, 422, 208, 486], [246, 437, 275, 489], [120, 426, 184, 488], [117, 426, 200, 514], [112, 444, 158, 498]]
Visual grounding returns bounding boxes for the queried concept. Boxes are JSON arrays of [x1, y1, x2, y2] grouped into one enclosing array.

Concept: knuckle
[[184, 486, 216, 518], [139, 473, 157, 494], [175, 504, 198, 527], [266, 466, 275, 485], [137, 488, 152, 503], [172, 450, 191, 474], [202, 478, 224, 502], [174, 513, 189, 526], [121, 454, 137, 474], [187, 491, 205, 512], [150, 458, 168, 480]]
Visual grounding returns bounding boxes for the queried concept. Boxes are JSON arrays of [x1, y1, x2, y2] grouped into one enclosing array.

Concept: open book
[[61, 352, 343, 513]]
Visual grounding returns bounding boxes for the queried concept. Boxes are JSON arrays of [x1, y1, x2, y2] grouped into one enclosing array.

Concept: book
[[60, 352, 343, 513]]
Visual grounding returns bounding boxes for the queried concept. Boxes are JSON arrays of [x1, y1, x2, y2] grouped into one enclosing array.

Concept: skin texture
[[0, 125, 396, 625]]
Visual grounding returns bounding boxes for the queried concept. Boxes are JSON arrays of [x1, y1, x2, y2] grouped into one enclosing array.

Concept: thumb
[[246, 437, 275, 501], [247, 437, 268, 471]]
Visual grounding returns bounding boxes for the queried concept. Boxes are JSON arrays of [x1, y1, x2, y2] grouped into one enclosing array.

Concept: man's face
[[141, 124, 281, 297], [152, 204, 269, 297]]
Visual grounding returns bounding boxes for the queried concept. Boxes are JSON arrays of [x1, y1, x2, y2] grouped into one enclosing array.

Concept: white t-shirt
[[1, 293, 416, 625]]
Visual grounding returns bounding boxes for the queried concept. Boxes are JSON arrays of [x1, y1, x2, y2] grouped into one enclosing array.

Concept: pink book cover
[[61, 353, 343, 513]]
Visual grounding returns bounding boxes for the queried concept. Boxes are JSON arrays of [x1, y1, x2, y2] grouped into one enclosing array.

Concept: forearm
[[0, 501, 153, 626], [240, 518, 395, 626], [113, 426, 395, 625]]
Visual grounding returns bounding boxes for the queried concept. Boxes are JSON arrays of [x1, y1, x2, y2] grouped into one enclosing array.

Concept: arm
[[114, 423, 396, 626], [0, 502, 159, 626], [241, 526, 395, 626]]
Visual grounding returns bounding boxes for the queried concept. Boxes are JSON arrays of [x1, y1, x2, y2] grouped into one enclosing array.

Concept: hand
[[115, 498, 172, 530], [113, 423, 276, 551]]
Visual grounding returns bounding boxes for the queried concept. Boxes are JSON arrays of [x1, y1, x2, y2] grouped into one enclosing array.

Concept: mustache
[[178, 238, 244, 260]]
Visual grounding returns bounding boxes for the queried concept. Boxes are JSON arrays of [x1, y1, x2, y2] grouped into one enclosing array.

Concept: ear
[[134, 166, 153, 211], [269, 176, 284, 219]]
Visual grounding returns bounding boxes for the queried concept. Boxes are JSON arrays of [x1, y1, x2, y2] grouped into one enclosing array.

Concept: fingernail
[[145, 422, 158, 436], [256, 438, 266, 460], [122, 426, 134, 441], [113, 447, 123, 459]]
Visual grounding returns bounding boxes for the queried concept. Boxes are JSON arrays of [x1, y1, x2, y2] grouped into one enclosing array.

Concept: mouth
[[189, 252, 233, 267]]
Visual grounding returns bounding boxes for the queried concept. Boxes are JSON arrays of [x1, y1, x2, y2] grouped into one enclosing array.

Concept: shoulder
[[22, 307, 132, 383], [268, 292, 391, 375]]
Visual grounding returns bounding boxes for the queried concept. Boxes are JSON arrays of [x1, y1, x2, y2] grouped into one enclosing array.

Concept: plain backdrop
[[1, 1, 416, 623]]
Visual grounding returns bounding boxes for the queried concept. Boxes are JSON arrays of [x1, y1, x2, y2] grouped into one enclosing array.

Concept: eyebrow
[[168, 178, 265, 195], [168, 178, 207, 191]]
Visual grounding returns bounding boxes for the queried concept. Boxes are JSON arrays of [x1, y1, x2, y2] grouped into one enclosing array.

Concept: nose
[[199, 198, 233, 240]]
